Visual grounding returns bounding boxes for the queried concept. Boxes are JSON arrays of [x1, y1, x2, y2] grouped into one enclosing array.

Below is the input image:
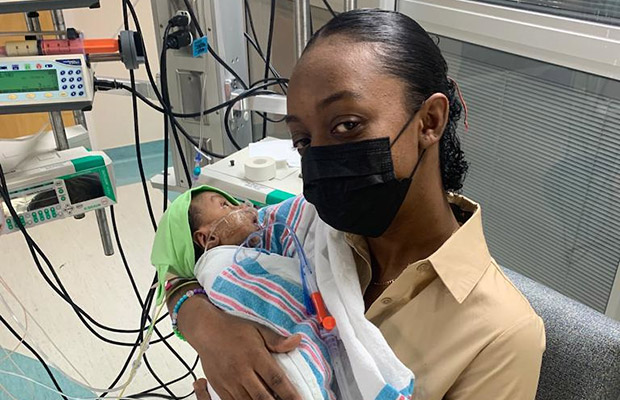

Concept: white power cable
[[0, 275, 162, 394]]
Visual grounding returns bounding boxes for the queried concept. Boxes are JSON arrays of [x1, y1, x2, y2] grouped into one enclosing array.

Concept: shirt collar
[[430, 194, 492, 303], [345, 194, 492, 304]]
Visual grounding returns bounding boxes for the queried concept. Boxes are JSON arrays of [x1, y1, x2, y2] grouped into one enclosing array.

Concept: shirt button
[[381, 297, 393, 305], [417, 263, 430, 272]]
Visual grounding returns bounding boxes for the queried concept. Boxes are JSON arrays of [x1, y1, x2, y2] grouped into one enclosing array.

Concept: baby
[[151, 186, 414, 400], [188, 189, 338, 400]]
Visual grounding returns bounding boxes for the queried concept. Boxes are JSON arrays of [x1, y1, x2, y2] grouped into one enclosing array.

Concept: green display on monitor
[[0, 70, 59, 94]]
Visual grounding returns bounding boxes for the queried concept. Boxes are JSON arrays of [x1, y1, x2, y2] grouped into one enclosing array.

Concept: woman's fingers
[[255, 355, 301, 400], [243, 373, 277, 400], [194, 378, 211, 400], [258, 327, 302, 353]]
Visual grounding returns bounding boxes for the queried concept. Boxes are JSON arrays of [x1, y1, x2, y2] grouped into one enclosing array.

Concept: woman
[[167, 9, 545, 400]]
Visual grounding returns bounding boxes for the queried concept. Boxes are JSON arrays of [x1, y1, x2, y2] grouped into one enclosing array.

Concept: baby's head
[[188, 191, 259, 259]]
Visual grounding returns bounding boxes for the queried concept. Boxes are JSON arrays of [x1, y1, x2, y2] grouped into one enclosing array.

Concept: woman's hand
[[194, 379, 211, 400], [196, 309, 302, 400], [169, 284, 302, 400]]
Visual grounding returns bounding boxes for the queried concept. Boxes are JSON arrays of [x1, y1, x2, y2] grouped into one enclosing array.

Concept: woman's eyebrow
[[318, 90, 362, 109], [285, 90, 363, 124]]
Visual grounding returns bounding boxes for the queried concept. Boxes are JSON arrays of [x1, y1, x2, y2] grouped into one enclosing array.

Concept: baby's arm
[[258, 195, 311, 257]]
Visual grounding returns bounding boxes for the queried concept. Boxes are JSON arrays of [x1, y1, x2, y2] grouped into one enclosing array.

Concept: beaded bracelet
[[171, 288, 207, 341]]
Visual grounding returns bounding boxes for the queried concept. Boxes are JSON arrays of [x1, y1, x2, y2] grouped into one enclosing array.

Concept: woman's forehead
[[288, 40, 403, 116]]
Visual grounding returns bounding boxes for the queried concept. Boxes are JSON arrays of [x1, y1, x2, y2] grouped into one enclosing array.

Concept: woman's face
[[286, 36, 447, 181]]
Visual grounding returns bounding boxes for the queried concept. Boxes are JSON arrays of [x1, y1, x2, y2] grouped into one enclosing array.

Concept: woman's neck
[[367, 163, 460, 282]]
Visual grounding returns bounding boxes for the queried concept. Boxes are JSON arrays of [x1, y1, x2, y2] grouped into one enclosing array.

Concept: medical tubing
[[0, 276, 99, 389], [324, 330, 355, 400], [0, 315, 69, 400], [0, 282, 28, 364]]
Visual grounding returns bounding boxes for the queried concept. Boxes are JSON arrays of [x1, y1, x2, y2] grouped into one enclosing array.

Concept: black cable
[[0, 175, 155, 340], [322, 0, 337, 17], [309, 3, 314, 35], [180, 0, 248, 89], [100, 286, 154, 398], [160, 29, 193, 190], [161, 24, 172, 211], [243, 33, 287, 93], [223, 87, 281, 150], [244, 0, 262, 56], [262, 0, 277, 140], [129, 391, 194, 400], [131, 355, 199, 396], [129, 69, 158, 231], [0, 314, 69, 400], [109, 206, 197, 384]]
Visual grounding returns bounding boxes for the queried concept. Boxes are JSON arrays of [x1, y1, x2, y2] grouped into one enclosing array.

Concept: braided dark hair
[[304, 9, 468, 192]]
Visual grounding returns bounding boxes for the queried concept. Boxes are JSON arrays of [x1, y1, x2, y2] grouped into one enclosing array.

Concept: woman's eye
[[332, 120, 360, 135]]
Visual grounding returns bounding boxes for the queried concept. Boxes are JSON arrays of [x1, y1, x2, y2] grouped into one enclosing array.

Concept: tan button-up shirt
[[345, 194, 546, 400]]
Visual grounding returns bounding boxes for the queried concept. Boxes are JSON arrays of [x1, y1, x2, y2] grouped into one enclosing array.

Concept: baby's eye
[[332, 120, 360, 135]]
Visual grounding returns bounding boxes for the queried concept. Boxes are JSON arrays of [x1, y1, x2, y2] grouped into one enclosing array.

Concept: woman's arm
[[167, 282, 302, 400]]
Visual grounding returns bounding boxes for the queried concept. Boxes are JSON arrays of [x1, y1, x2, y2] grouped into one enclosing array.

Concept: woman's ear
[[418, 93, 449, 150], [193, 228, 220, 251]]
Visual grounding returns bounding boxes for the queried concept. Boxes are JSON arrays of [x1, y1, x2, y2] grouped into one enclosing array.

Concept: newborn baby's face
[[196, 193, 260, 247]]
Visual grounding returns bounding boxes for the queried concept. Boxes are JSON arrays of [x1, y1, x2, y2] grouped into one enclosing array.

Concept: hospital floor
[[0, 142, 206, 400]]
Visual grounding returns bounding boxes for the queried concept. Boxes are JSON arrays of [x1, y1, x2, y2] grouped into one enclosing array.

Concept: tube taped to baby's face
[[207, 204, 260, 247]]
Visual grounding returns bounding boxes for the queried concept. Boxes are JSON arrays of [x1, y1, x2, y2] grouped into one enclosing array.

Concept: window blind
[[473, 0, 620, 26], [441, 39, 620, 313]]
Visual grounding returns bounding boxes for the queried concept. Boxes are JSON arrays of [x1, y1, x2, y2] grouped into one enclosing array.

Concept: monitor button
[[26, 93, 35, 99], [45, 93, 53, 98], [60, 92, 68, 97], [8, 94, 17, 100]]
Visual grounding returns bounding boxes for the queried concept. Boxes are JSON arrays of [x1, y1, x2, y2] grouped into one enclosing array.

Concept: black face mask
[[302, 118, 425, 238]]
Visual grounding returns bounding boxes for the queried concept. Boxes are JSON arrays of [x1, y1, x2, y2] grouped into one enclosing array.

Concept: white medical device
[[198, 139, 302, 207], [0, 54, 94, 114], [0, 147, 116, 235]]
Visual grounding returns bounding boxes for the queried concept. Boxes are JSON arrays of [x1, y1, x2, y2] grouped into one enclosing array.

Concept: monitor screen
[[65, 173, 105, 204], [0, 69, 59, 93]]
